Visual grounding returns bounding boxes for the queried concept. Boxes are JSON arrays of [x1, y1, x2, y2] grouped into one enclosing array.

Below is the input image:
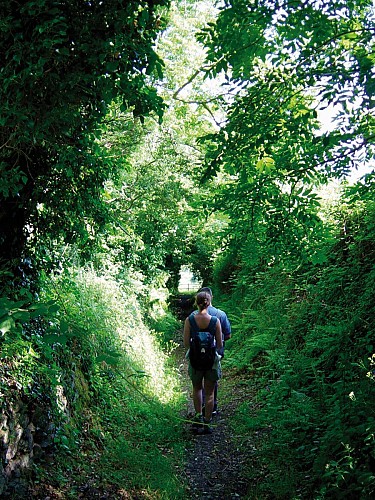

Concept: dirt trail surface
[[175, 334, 252, 499], [30, 295, 258, 499]]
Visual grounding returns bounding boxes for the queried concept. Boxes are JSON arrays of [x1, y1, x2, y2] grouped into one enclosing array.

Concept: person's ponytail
[[196, 291, 211, 310]]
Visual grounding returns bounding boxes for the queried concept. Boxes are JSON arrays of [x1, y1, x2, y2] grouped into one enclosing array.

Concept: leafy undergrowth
[[31, 379, 187, 499], [25, 267, 190, 499]]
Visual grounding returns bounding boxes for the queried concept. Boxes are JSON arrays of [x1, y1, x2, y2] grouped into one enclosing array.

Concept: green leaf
[[256, 156, 275, 173], [59, 319, 70, 334], [11, 310, 30, 322], [48, 303, 60, 314], [42, 333, 68, 345], [0, 317, 16, 334]]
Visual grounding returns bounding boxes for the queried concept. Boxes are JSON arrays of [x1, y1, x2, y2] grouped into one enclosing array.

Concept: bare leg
[[192, 382, 203, 414], [203, 380, 216, 421], [203, 382, 218, 411]]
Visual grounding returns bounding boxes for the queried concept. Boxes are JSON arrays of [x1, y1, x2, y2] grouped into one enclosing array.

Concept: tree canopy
[[1, 0, 375, 498], [0, 0, 169, 279], [196, 0, 375, 271]]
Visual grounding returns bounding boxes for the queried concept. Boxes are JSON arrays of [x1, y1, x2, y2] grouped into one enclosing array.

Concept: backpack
[[188, 314, 217, 371]]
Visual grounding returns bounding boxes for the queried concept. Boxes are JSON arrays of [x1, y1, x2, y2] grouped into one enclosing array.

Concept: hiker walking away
[[199, 287, 231, 414], [184, 291, 223, 434]]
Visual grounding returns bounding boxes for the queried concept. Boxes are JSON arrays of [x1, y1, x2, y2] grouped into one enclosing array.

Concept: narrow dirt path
[[174, 331, 253, 499]]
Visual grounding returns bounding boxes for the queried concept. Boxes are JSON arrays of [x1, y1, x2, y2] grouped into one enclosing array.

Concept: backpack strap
[[188, 313, 198, 333], [209, 316, 218, 332]]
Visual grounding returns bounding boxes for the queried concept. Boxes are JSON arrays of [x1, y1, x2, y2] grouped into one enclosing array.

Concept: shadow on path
[[175, 331, 253, 499]]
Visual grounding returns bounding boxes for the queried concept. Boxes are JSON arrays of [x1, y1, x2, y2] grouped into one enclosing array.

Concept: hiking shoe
[[203, 418, 213, 434], [191, 413, 203, 433]]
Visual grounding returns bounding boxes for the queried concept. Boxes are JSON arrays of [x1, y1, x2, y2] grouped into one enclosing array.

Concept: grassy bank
[[26, 266, 188, 498]]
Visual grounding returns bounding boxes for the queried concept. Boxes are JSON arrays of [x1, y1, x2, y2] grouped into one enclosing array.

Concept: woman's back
[[192, 312, 212, 331]]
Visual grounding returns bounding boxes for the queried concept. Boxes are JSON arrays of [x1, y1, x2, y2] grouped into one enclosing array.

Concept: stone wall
[[0, 364, 84, 498], [1, 389, 56, 498], [1, 395, 34, 498]]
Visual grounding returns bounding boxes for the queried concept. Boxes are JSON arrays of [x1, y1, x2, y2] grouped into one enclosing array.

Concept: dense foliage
[[0, 1, 188, 497], [222, 195, 375, 498], [198, 0, 375, 497], [198, 0, 375, 271], [0, 0, 168, 273], [1, 0, 375, 497], [32, 265, 184, 498]]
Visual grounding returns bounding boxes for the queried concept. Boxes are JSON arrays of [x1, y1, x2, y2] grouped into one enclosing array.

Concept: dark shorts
[[188, 361, 222, 385]]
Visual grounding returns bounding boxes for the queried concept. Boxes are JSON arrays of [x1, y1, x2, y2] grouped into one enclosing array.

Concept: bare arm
[[215, 320, 223, 350], [183, 317, 191, 349]]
